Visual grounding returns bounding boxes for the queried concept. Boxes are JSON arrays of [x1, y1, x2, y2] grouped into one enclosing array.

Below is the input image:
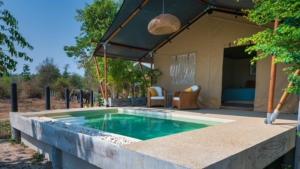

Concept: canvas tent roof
[[94, 0, 254, 63]]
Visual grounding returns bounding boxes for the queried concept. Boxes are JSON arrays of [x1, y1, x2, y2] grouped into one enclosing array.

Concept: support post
[[90, 90, 94, 107], [103, 43, 108, 107], [266, 19, 279, 124], [10, 83, 21, 143], [45, 86, 51, 110], [80, 90, 84, 108], [93, 56, 105, 97], [11, 83, 18, 112], [65, 88, 70, 109], [50, 146, 62, 169]]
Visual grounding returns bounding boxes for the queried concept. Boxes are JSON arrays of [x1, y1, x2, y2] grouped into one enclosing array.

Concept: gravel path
[[0, 140, 51, 169]]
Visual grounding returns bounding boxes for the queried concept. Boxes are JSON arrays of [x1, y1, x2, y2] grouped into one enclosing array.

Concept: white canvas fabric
[[173, 97, 180, 101], [152, 86, 163, 96], [151, 96, 165, 100]]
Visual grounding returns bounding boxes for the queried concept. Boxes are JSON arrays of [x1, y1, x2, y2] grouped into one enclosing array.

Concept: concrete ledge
[[9, 108, 297, 169]]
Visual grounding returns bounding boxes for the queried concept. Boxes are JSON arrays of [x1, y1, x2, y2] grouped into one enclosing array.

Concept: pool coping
[[10, 107, 297, 169]]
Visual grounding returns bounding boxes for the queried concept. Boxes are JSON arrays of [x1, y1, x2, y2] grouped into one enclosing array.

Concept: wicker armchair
[[147, 86, 167, 107], [172, 85, 200, 110]]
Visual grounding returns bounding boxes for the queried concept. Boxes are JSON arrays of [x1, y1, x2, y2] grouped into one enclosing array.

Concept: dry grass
[[0, 98, 82, 120]]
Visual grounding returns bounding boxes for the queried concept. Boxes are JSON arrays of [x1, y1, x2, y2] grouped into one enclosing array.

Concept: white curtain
[[170, 52, 196, 85]]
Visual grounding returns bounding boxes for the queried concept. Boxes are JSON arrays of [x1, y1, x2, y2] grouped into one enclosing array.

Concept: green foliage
[[21, 64, 31, 81], [237, 0, 300, 94], [31, 152, 45, 164], [53, 77, 71, 99], [62, 64, 70, 78], [0, 120, 11, 139], [69, 73, 84, 89], [0, 1, 33, 76], [65, 0, 162, 98], [36, 58, 61, 88], [64, 0, 118, 65], [0, 75, 11, 98]]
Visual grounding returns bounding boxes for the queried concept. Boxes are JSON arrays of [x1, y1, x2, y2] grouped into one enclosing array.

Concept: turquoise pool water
[[50, 111, 210, 140]]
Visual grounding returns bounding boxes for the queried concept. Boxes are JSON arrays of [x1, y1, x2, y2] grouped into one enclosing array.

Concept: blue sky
[[4, 0, 93, 76]]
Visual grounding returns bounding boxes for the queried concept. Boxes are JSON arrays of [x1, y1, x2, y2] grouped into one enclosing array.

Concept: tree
[[237, 0, 300, 94], [64, 0, 118, 65], [21, 64, 31, 81], [0, 1, 33, 76], [36, 58, 60, 88], [65, 0, 161, 98], [62, 64, 70, 78]]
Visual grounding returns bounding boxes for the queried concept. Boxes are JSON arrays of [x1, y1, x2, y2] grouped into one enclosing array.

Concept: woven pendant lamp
[[148, 0, 181, 35]]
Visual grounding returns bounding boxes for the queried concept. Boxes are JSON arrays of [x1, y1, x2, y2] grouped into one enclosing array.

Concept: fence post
[[80, 90, 84, 108], [11, 83, 18, 112], [10, 83, 21, 143], [45, 86, 51, 110], [90, 90, 94, 107], [65, 88, 70, 109]]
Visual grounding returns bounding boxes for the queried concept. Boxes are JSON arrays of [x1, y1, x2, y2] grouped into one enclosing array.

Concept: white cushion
[[191, 85, 199, 92], [152, 86, 163, 96], [173, 97, 180, 101], [151, 96, 164, 100]]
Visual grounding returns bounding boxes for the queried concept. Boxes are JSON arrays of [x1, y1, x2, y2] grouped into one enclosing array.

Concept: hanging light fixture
[[148, 0, 181, 35]]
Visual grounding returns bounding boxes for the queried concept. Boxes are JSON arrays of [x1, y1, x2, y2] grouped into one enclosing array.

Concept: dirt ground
[[0, 98, 82, 120], [0, 140, 52, 169]]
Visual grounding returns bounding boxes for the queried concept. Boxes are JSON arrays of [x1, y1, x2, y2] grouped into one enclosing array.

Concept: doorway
[[221, 45, 256, 110]]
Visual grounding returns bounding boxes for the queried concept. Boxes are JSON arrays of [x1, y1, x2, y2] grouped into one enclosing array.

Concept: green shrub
[[0, 120, 11, 139], [0, 76, 11, 99]]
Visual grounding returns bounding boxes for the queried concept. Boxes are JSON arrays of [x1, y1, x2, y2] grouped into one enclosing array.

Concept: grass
[[0, 120, 11, 139], [31, 152, 45, 164]]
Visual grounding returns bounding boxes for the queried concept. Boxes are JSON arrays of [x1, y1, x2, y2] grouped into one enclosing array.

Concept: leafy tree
[[36, 58, 60, 88], [0, 75, 11, 98], [53, 77, 71, 99], [65, 0, 161, 98], [21, 64, 31, 81], [237, 0, 300, 94], [64, 0, 118, 65], [69, 73, 84, 89], [0, 1, 33, 76], [62, 64, 70, 78]]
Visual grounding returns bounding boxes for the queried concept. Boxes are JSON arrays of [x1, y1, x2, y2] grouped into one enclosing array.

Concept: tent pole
[[93, 56, 105, 98], [103, 44, 108, 107], [266, 19, 279, 124], [270, 69, 300, 122]]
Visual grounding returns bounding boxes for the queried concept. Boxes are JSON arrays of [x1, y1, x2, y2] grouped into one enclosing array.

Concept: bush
[[20, 79, 42, 99], [0, 120, 11, 139], [0, 76, 11, 99]]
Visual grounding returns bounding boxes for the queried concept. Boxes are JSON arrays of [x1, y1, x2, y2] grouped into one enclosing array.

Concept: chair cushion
[[152, 86, 163, 96], [173, 97, 180, 101], [184, 87, 193, 92], [149, 88, 158, 96], [184, 85, 199, 92], [151, 96, 165, 100]]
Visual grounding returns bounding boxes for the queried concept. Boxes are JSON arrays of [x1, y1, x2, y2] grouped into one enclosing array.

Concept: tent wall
[[154, 12, 298, 113], [255, 57, 298, 113]]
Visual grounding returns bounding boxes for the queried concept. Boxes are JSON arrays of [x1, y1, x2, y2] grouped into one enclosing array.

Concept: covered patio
[[93, 0, 297, 117]]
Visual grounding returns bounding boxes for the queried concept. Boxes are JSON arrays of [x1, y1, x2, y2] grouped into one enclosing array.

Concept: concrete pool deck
[[10, 107, 297, 169]]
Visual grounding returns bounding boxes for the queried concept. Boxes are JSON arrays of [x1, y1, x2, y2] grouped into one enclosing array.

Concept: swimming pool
[[49, 110, 213, 140]]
